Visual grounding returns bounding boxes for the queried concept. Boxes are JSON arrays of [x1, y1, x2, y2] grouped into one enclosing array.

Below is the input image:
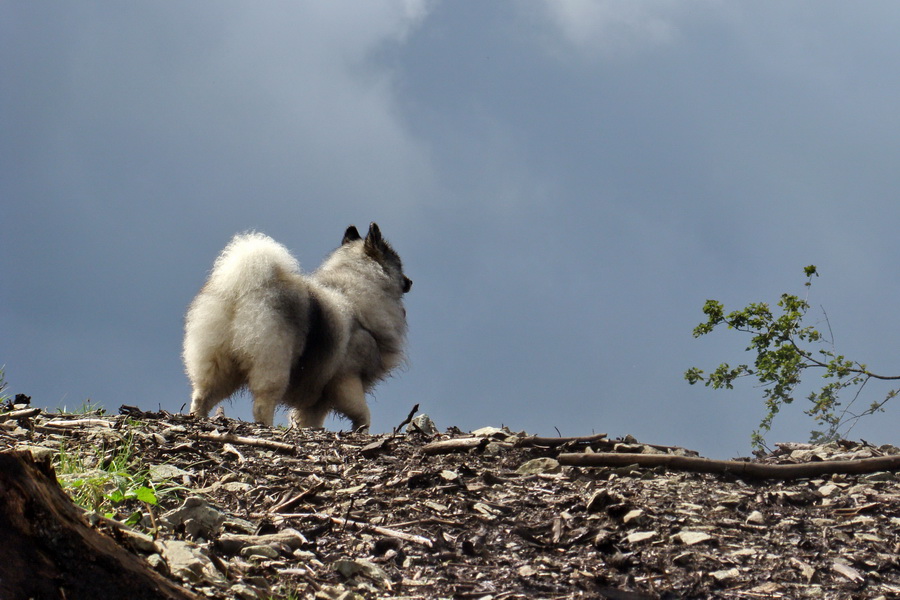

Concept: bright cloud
[[536, 0, 715, 58]]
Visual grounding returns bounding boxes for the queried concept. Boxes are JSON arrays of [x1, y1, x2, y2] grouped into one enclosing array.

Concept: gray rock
[[240, 544, 281, 559], [161, 496, 226, 539], [158, 540, 225, 584], [229, 583, 261, 600], [17, 445, 56, 461], [218, 528, 309, 555], [515, 457, 561, 475], [333, 558, 391, 586], [407, 414, 437, 435], [148, 463, 192, 482]]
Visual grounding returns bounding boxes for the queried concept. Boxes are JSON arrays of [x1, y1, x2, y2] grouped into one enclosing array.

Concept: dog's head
[[342, 223, 412, 295]]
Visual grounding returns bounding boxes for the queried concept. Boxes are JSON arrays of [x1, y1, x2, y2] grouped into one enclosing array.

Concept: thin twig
[[272, 512, 433, 547], [393, 403, 420, 435]]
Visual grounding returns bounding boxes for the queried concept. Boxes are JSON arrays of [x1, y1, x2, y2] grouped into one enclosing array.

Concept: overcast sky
[[4, 2, 900, 458]]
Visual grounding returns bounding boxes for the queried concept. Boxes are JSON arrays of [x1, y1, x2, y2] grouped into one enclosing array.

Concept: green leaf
[[134, 486, 158, 505]]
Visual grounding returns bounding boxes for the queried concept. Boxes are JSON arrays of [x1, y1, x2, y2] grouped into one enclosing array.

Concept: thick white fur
[[183, 229, 408, 429]]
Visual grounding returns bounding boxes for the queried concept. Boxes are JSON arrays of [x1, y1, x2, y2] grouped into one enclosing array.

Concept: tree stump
[[0, 450, 197, 600]]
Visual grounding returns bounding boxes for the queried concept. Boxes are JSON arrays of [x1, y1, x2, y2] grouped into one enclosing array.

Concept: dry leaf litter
[[3, 402, 900, 600]]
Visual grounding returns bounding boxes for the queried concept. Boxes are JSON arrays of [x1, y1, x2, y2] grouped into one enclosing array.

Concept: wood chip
[[832, 560, 864, 583]]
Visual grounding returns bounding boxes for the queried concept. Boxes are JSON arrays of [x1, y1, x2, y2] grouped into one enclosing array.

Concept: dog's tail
[[205, 232, 300, 299]]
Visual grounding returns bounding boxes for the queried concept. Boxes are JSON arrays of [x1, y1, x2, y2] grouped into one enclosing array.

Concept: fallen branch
[[271, 512, 434, 548], [421, 436, 487, 455], [197, 430, 295, 453], [0, 407, 42, 422], [516, 433, 608, 447], [558, 452, 900, 480], [44, 418, 114, 429]]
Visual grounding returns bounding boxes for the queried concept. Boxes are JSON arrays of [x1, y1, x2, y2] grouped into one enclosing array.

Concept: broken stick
[[516, 433, 609, 447], [197, 430, 295, 453], [273, 512, 434, 548], [0, 407, 42, 422]]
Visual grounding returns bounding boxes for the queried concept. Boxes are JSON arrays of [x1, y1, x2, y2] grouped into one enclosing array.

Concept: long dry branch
[[0, 407, 42, 422], [197, 430, 295, 453], [558, 452, 900, 480], [516, 433, 609, 447]]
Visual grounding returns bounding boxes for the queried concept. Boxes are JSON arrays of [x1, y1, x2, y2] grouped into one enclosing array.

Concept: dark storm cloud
[[4, 1, 900, 457]]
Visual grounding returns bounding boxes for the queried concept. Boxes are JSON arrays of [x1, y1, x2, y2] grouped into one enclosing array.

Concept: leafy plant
[[685, 266, 900, 450], [55, 431, 185, 527]]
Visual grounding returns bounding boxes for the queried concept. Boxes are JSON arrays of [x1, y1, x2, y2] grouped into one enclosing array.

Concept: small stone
[[158, 540, 225, 584], [333, 559, 390, 586], [675, 531, 713, 546], [315, 585, 363, 600], [711, 568, 741, 582], [149, 463, 192, 482], [746, 510, 765, 525], [240, 545, 281, 559], [586, 489, 611, 512], [161, 496, 226, 539], [518, 564, 538, 577], [515, 458, 560, 475], [622, 509, 644, 525], [221, 481, 253, 493], [230, 583, 261, 600], [472, 426, 509, 438], [18, 445, 56, 461], [818, 483, 839, 497], [483, 442, 505, 456], [217, 528, 308, 555], [625, 531, 656, 544], [791, 558, 816, 582], [863, 472, 895, 483], [146, 553, 166, 572], [407, 414, 438, 436]]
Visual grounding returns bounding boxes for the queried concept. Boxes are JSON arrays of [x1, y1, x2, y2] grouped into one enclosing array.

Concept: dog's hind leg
[[187, 359, 242, 418], [247, 355, 293, 426], [248, 380, 288, 427], [328, 376, 370, 432], [288, 404, 330, 429]]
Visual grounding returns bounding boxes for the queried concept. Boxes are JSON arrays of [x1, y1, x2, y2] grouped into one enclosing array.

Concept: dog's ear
[[366, 222, 382, 244], [364, 222, 384, 254], [342, 225, 362, 245]]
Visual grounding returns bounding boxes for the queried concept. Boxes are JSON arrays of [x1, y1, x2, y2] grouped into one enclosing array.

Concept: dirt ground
[[3, 403, 900, 600]]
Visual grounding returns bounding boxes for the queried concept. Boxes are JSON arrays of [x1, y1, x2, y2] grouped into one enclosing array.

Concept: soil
[[3, 403, 900, 600]]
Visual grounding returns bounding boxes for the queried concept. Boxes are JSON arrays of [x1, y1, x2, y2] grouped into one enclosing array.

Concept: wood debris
[[2, 406, 900, 599]]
